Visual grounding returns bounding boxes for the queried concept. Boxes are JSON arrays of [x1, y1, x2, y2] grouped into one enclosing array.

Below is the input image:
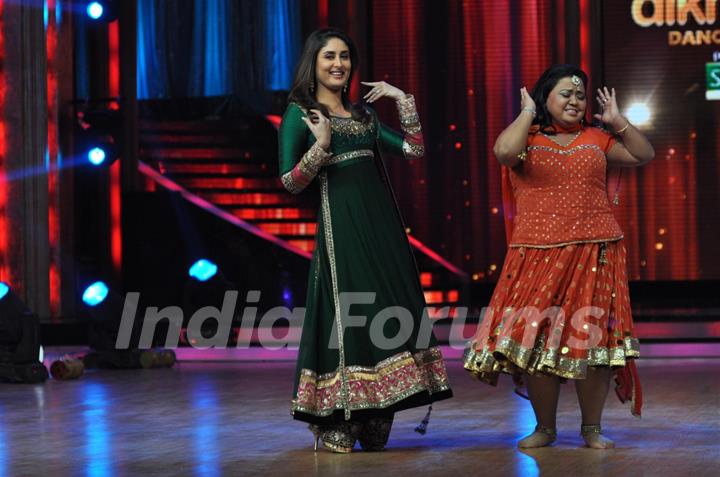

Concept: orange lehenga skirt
[[464, 239, 640, 404]]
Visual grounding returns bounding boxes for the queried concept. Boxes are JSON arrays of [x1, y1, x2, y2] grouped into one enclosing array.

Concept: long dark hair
[[530, 64, 588, 134], [288, 28, 370, 123]]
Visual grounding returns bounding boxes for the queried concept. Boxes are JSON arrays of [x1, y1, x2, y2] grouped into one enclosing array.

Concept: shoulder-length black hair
[[530, 64, 589, 134], [288, 28, 370, 123]]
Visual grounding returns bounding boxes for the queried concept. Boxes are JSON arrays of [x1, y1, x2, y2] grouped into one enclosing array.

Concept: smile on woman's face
[[315, 38, 351, 93], [546, 77, 587, 127]]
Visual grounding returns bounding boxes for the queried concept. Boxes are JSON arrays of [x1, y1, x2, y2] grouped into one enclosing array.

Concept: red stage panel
[[0, 0, 9, 283], [46, 0, 61, 319]]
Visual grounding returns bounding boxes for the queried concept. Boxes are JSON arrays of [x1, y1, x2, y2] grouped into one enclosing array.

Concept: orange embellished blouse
[[508, 127, 622, 248]]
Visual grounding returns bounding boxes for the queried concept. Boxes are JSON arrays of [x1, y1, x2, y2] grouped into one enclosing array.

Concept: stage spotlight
[[189, 259, 218, 282], [625, 102, 651, 127], [76, 109, 121, 167], [185, 260, 232, 310], [80, 281, 139, 365], [85, 1, 118, 22], [82, 281, 109, 307], [282, 288, 292, 306], [79, 280, 175, 370], [183, 264, 238, 345], [88, 147, 107, 166], [79, 280, 125, 351], [86, 2, 103, 19], [0, 281, 9, 300], [0, 286, 49, 383], [83, 140, 118, 167]]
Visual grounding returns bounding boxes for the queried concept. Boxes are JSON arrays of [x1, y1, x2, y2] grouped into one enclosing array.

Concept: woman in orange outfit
[[464, 64, 654, 449]]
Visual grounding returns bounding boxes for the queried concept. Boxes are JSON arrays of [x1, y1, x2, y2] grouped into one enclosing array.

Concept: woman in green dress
[[279, 29, 452, 453]]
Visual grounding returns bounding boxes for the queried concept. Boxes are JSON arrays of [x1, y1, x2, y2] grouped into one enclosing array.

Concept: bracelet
[[521, 107, 536, 118], [616, 121, 630, 134]]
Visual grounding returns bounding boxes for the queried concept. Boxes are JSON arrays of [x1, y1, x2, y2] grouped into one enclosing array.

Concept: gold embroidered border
[[509, 236, 624, 249], [396, 95, 424, 159], [528, 143, 602, 156], [326, 149, 374, 166], [402, 140, 425, 159], [280, 170, 302, 194], [330, 116, 376, 136], [298, 142, 331, 177], [310, 347, 445, 383], [319, 172, 351, 420], [396, 95, 421, 133], [463, 335, 639, 381], [292, 347, 451, 417]]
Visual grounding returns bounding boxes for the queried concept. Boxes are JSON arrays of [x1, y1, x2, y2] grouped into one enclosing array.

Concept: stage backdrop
[[366, 0, 719, 281], [602, 0, 720, 280], [131, 0, 720, 281]]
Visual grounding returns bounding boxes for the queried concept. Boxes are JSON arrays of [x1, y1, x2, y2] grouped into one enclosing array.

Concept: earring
[[310, 80, 315, 94], [343, 82, 348, 93]]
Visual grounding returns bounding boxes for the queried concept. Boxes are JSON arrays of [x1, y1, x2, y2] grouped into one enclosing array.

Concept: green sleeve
[[278, 103, 310, 176], [368, 107, 403, 156], [378, 121, 405, 156]]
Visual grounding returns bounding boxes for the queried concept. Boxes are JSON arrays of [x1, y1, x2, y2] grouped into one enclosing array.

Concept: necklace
[[542, 130, 582, 148]]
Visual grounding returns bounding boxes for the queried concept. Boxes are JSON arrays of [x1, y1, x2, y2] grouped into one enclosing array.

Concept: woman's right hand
[[301, 109, 332, 151], [520, 87, 536, 115]]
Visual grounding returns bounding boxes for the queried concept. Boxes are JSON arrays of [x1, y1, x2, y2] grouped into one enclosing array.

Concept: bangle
[[521, 107, 536, 118], [616, 121, 630, 134]]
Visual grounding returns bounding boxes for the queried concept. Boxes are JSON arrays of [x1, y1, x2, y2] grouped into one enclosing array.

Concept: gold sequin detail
[[541, 130, 583, 148], [402, 140, 424, 158], [464, 336, 639, 382], [298, 141, 331, 177], [319, 172, 351, 420], [330, 116, 375, 136], [509, 135, 624, 248], [326, 149, 374, 166], [527, 143, 600, 155], [281, 142, 331, 194], [292, 348, 451, 417], [396, 94, 421, 134], [281, 170, 301, 194]]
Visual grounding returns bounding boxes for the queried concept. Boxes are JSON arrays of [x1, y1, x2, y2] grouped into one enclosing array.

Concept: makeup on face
[[546, 77, 587, 126], [315, 38, 351, 93]]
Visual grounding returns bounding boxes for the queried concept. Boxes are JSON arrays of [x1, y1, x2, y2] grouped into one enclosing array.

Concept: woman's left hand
[[594, 86, 627, 131], [361, 81, 405, 103]]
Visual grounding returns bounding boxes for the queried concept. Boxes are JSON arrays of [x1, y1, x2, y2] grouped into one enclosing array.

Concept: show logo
[[631, 0, 720, 46]]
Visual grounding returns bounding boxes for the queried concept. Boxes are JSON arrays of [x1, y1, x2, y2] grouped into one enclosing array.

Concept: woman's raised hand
[[361, 81, 405, 103], [520, 87, 536, 115], [301, 109, 332, 151], [594, 87, 627, 131]]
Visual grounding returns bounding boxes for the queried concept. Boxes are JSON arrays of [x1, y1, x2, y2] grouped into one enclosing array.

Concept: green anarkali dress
[[279, 96, 452, 426]]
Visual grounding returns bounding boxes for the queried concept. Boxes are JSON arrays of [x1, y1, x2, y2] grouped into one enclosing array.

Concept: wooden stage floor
[[0, 355, 718, 476]]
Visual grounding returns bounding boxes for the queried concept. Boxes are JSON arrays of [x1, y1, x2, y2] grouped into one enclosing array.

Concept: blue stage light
[[282, 287, 293, 307], [87, 2, 104, 20], [189, 259, 218, 282], [0, 282, 9, 301], [88, 147, 107, 166], [83, 281, 109, 307]]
